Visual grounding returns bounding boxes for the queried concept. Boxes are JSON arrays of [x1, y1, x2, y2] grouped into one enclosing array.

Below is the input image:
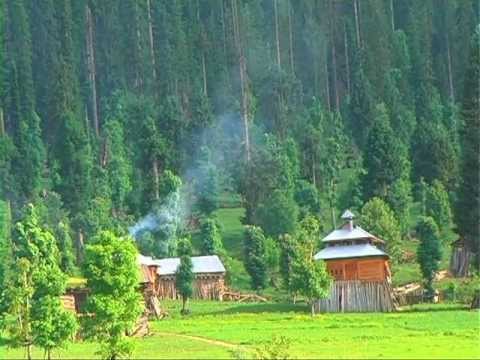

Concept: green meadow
[[2, 301, 479, 359]]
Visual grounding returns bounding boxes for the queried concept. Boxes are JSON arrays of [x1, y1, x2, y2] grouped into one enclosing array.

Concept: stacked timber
[[315, 280, 396, 313], [394, 283, 423, 306], [60, 295, 76, 312], [222, 290, 268, 302]]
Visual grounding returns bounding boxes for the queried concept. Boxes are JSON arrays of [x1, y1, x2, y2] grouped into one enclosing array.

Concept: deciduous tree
[[83, 231, 142, 360]]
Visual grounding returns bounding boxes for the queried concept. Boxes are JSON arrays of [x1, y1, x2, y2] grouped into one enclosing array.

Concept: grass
[[154, 301, 480, 359], [215, 207, 245, 257], [3, 301, 477, 359]]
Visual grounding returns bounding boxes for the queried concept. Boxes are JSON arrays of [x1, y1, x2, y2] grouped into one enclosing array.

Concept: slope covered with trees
[[0, 0, 478, 282]]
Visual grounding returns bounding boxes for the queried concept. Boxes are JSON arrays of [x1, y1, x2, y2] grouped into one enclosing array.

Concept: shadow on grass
[[399, 303, 470, 313], [0, 337, 7, 346], [203, 302, 309, 316]]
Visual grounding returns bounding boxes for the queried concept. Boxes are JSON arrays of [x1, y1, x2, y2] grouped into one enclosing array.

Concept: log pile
[[394, 283, 423, 306], [131, 315, 150, 337], [315, 280, 396, 312], [60, 295, 76, 312], [222, 290, 268, 303]]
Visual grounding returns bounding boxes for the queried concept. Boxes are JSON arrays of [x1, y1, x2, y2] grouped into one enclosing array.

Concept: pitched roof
[[314, 244, 388, 260], [322, 225, 378, 242], [341, 209, 355, 220], [155, 255, 226, 276], [138, 254, 157, 266]]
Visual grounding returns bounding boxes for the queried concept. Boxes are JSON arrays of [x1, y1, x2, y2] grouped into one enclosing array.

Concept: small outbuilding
[[313, 210, 396, 312], [139, 254, 226, 301]]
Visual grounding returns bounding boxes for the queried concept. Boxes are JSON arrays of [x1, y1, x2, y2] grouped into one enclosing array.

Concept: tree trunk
[[390, 0, 395, 31], [147, 0, 157, 81], [311, 302, 315, 316], [288, 0, 294, 75], [325, 45, 331, 112], [47, 348, 52, 360], [232, 0, 251, 163], [353, 0, 361, 48], [202, 51, 208, 96], [221, 0, 227, 60], [182, 296, 187, 312], [76, 230, 85, 265], [330, 194, 336, 229], [0, 107, 4, 136], [344, 21, 350, 97], [101, 137, 108, 167], [85, 3, 99, 137], [153, 157, 160, 200], [330, 0, 339, 111], [273, 0, 281, 70], [446, 31, 455, 101], [312, 158, 316, 187]]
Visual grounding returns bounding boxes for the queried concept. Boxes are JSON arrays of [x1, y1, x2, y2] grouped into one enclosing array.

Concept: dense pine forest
[[0, 0, 479, 280]]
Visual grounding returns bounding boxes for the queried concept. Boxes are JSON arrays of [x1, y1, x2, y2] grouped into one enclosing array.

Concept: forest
[[0, 0, 479, 358]]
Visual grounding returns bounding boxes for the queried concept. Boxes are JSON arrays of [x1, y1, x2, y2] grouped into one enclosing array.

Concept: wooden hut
[[313, 210, 396, 312], [152, 255, 226, 300]]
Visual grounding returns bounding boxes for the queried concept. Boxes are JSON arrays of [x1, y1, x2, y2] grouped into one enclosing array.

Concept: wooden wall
[[315, 280, 397, 313], [156, 273, 225, 300], [326, 258, 390, 281]]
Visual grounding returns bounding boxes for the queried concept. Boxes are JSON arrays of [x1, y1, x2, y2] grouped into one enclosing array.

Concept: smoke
[[129, 112, 246, 256], [128, 212, 158, 238], [128, 189, 185, 255]]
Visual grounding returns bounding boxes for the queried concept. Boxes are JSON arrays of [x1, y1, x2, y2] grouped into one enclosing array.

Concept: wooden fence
[[315, 280, 397, 313]]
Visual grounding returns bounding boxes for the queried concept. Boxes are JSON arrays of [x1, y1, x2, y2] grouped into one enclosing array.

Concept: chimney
[[341, 209, 355, 231]]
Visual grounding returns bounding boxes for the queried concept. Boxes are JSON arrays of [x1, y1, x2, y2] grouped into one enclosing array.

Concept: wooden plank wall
[[314, 280, 396, 313], [156, 274, 225, 300], [326, 258, 389, 281]]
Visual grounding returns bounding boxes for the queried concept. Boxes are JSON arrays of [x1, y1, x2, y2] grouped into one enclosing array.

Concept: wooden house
[[139, 254, 226, 301], [313, 210, 396, 312]]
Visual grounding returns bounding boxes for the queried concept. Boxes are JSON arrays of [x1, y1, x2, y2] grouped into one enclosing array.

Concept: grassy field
[[2, 301, 479, 359]]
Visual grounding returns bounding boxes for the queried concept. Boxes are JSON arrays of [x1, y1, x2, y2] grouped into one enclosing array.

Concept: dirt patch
[[154, 331, 240, 349]]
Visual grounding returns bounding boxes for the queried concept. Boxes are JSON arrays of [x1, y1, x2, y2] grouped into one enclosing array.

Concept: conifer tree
[[244, 226, 268, 291], [425, 180, 454, 241], [200, 218, 223, 255], [175, 237, 194, 315], [362, 103, 410, 202], [416, 217, 442, 300], [6, 0, 46, 201], [455, 26, 480, 267], [51, 0, 92, 219], [361, 198, 402, 264]]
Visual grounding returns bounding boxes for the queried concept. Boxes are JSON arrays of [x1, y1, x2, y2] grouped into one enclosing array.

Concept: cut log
[[471, 291, 480, 309], [450, 245, 472, 277]]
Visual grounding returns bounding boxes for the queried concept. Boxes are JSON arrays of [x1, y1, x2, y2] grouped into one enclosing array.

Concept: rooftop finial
[[341, 209, 355, 220]]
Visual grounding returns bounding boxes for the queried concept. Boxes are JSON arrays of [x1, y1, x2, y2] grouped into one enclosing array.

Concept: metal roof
[[341, 209, 355, 220], [314, 244, 388, 260], [155, 255, 226, 276], [322, 225, 378, 242], [138, 254, 157, 266]]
